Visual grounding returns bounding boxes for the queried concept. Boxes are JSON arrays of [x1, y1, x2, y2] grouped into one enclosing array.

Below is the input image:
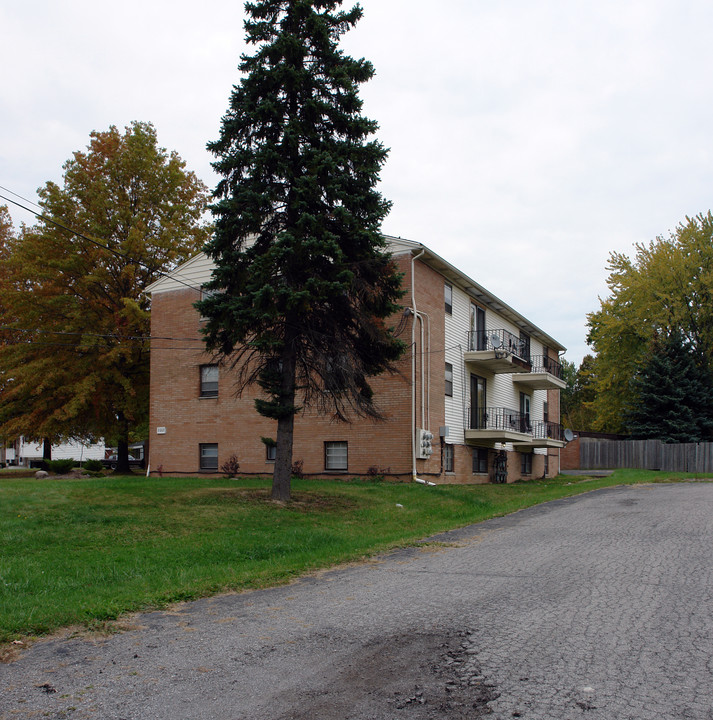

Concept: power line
[[0, 185, 43, 210], [0, 190, 204, 296], [0, 327, 204, 343]]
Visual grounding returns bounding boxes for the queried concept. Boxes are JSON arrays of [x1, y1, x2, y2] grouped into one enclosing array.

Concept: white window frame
[[444, 283, 453, 314], [199, 443, 219, 470], [325, 441, 348, 471], [444, 443, 455, 473], [200, 364, 219, 398]]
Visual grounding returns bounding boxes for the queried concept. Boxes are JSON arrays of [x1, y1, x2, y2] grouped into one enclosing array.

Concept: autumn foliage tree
[[586, 212, 713, 433], [0, 123, 210, 471], [560, 355, 598, 431], [197, 0, 404, 501]]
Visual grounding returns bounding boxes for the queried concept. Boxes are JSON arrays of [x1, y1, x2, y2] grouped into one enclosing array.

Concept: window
[[519, 392, 531, 433], [472, 447, 488, 474], [519, 331, 531, 362], [199, 443, 218, 470], [445, 363, 453, 397], [325, 441, 348, 471], [470, 374, 487, 430], [469, 304, 486, 350], [444, 283, 453, 314], [543, 401, 549, 423], [266, 444, 276, 462], [200, 365, 219, 397], [444, 443, 454, 473], [199, 286, 217, 321], [521, 453, 533, 475]]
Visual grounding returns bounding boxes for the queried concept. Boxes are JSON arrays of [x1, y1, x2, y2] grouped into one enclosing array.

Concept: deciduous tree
[[586, 212, 713, 432], [198, 0, 404, 501], [560, 355, 598, 431], [0, 206, 13, 466], [0, 123, 210, 471]]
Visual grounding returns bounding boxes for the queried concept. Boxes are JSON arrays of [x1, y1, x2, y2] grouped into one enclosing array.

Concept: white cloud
[[3, 0, 713, 363]]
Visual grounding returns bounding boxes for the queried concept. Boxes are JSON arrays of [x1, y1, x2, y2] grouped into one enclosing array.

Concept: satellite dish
[[490, 334, 503, 350], [564, 428, 574, 442]]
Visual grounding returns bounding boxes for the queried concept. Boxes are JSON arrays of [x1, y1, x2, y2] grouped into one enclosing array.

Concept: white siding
[[146, 252, 215, 295], [19, 439, 106, 462], [444, 283, 471, 444], [440, 282, 553, 456]]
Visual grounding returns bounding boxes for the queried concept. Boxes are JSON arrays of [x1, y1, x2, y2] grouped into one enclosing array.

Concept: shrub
[[83, 459, 104, 472], [221, 454, 240, 478], [45, 459, 76, 474], [291, 459, 304, 479], [366, 465, 390, 478]]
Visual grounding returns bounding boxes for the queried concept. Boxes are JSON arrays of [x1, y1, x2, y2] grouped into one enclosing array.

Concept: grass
[[0, 469, 708, 644]]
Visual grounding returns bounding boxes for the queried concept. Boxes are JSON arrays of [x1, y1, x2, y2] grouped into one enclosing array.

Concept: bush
[[45, 459, 76, 474], [291, 459, 304, 479], [83, 459, 104, 472], [220, 454, 240, 478]]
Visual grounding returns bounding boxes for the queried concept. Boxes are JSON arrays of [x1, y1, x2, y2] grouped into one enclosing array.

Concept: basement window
[[199, 443, 219, 471], [472, 447, 488, 474], [521, 453, 533, 476], [444, 444, 454, 473], [325, 441, 348, 471]]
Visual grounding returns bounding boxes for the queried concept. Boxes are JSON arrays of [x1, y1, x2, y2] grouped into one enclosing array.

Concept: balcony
[[464, 406, 533, 445], [511, 355, 567, 391], [464, 329, 532, 374], [513, 421, 566, 450]]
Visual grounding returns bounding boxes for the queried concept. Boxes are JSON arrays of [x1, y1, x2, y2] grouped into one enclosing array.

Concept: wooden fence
[[579, 437, 713, 473]]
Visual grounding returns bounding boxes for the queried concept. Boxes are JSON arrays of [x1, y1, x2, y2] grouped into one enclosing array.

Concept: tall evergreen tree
[[624, 330, 713, 442], [198, 0, 404, 501]]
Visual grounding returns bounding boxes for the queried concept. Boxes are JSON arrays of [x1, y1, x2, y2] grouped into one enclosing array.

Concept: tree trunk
[[271, 337, 298, 501], [272, 412, 295, 501], [43, 437, 52, 461], [114, 413, 132, 474]]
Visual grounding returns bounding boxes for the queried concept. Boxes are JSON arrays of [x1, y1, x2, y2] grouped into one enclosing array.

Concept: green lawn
[[0, 470, 707, 643]]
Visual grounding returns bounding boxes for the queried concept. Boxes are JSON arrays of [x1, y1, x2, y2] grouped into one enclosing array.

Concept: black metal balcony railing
[[532, 421, 565, 441], [466, 406, 532, 435], [466, 329, 531, 363], [530, 355, 564, 380]]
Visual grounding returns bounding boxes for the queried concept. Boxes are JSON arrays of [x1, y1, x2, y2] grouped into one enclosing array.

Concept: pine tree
[[198, 0, 404, 501], [624, 330, 713, 442]]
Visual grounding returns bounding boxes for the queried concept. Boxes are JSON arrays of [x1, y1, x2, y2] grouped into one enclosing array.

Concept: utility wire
[[0, 191, 204, 296], [0, 327, 204, 343], [0, 185, 43, 210]]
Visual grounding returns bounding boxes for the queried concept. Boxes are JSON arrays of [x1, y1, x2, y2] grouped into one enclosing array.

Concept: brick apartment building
[[146, 236, 566, 483]]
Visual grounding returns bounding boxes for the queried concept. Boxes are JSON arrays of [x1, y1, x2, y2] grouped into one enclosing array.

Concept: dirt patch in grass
[[175, 486, 357, 512]]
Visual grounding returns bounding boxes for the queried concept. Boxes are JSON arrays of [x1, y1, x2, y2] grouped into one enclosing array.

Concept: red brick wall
[[545, 346, 562, 477], [148, 253, 563, 483], [149, 253, 438, 478], [560, 435, 580, 470]]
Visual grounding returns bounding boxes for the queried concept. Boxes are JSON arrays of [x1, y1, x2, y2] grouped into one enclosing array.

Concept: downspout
[[415, 310, 432, 433], [411, 248, 426, 482]]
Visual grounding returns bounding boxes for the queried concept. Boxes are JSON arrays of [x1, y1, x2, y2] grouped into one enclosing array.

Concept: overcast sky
[[3, 0, 713, 364]]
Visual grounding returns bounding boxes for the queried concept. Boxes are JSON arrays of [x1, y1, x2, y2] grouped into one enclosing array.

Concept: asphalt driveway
[[2, 482, 713, 719]]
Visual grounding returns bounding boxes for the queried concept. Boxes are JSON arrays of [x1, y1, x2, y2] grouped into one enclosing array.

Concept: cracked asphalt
[[2, 482, 713, 719]]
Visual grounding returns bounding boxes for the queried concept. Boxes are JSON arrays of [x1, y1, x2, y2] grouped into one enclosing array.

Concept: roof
[[384, 235, 566, 353], [146, 235, 566, 353]]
